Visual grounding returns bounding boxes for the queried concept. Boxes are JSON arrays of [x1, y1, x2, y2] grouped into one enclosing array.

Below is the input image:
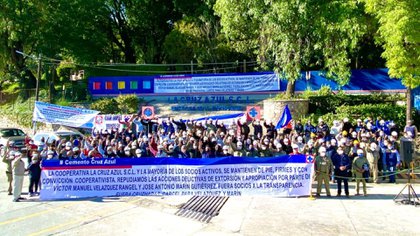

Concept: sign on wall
[[154, 73, 280, 94]]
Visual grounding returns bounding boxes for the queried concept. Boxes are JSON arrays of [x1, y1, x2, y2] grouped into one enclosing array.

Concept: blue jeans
[[388, 165, 396, 183], [381, 150, 387, 179]]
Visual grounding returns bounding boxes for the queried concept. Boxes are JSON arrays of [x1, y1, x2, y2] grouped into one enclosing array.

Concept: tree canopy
[[0, 0, 417, 99], [363, 0, 420, 88]]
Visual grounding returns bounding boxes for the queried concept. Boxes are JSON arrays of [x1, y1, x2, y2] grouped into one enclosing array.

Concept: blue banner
[[40, 155, 314, 200], [154, 72, 280, 94], [33, 101, 99, 129]]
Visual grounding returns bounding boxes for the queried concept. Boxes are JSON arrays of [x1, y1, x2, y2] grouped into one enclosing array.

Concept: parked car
[[33, 131, 84, 146], [0, 128, 27, 152]]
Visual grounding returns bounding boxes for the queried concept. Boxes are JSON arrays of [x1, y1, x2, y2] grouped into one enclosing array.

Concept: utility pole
[[33, 53, 42, 135], [35, 53, 42, 101]]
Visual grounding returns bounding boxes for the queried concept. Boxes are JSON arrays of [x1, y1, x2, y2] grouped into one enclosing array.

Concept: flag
[[246, 106, 261, 121], [275, 105, 292, 129], [306, 155, 315, 163], [142, 106, 155, 119]]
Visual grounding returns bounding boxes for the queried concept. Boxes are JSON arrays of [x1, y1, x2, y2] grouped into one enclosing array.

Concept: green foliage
[[90, 98, 118, 114], [0, 97, 35, 128], [336, 104, 406, 125], [300, 88, 317, 99], [215, 0, 367, 96], [55, 97, 72, 107], [363, 0, 420, 88], [1, 83, 20, 95], [116, 94, 140, 114], [90, 94, 142, 114], [317, 85, 334, 96], [302, 103, 408, 129], [308, 93, 403, 114]]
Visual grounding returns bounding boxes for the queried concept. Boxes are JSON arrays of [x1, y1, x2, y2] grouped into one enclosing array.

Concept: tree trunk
[[406, 86, 412, 123], [285, 80, 296, 98], [10, 43, 37, 98]]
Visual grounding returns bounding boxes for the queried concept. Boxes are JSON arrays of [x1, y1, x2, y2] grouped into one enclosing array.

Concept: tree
[[0, 0, 111, 98], [363, 0, 420, 122], [214, 0, 367, 97]]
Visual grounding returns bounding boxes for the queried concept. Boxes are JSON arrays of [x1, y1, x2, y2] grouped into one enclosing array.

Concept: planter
[[263, 99, 309, 122]]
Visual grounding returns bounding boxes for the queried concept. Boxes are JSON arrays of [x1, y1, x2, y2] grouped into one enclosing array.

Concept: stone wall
[[263, 99, 309, 122]]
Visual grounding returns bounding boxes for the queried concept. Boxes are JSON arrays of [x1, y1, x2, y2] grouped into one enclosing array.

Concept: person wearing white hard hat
[[220, 145, 231, 157], [232, 141, 246, 157], [12, 152, 26, 202], [366, 142, 380, 183], [252, 119, 263, 139], [295, 136, 305, 153], [354, 119, 365, 133], [332, 146, 351, 197], [404, 120, 417, 139], [315, 146, 333, 197], [291, 143, 300, 155], [104, 146, 117, 158], [342, 118, 352, 134], [353, 149, 369, 196], [263, 119, 277, 139]]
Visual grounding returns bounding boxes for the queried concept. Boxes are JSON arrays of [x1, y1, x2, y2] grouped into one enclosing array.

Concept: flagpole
[[308, 155, 316, 200]]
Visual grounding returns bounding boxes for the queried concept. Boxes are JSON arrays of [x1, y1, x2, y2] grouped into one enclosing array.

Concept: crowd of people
[[2, 113, 418, 201]]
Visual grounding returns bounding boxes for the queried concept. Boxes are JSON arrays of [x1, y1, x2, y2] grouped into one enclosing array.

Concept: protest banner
[[93, 114, 133, 132], [33, 101, 99, 129], [188, 113, 246, 126], [40, 155, 314, 200]]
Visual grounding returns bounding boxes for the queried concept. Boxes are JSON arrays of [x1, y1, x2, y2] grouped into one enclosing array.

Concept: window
[[143, 80, 151, 89], [130, 81, 138, 90], [118, 81, 125, 89], [93, 82, 100, 90], [105, 81, 113, 90]]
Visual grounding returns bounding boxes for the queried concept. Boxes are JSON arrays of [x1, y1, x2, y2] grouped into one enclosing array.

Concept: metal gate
[[175, 196, 229, 223]]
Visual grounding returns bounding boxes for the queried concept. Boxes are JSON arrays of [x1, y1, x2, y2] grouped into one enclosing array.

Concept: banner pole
[[308, 162, 316, 200]]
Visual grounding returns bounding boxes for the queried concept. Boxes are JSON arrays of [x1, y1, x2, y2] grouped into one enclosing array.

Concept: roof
[[289, 68, 406, 93]]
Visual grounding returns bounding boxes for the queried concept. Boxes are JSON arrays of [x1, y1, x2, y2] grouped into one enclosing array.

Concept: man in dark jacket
[[332, 146, 351, 197], [27, 155, 41, 196], [252, 119, 263, 139]]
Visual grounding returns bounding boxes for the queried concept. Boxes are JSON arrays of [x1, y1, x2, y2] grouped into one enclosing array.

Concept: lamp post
[[35, 53, 42, 101]]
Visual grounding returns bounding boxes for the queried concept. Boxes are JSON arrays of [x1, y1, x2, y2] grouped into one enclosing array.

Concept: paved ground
[[1, 160, 419, 236]]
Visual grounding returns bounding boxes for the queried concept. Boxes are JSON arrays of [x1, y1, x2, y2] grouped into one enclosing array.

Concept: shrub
[[55, 97, 72, 107], [308, 93, 404, 114], [302, 103, 409, 130], [116, 94, 140, 114], [90, 98, 118, 114]]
